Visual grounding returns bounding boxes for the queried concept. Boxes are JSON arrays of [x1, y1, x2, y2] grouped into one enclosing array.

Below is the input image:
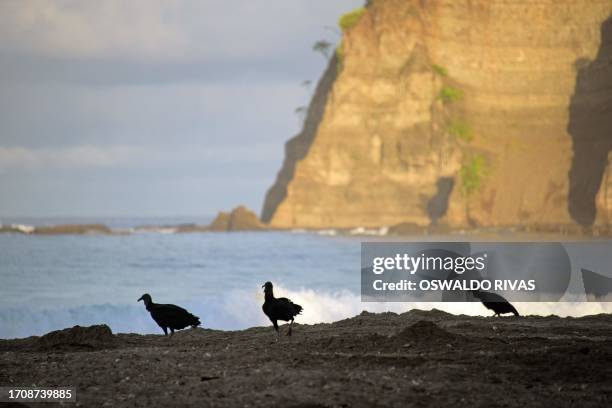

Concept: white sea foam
[[317, 229, 338, 236], [2, 286, 611, 339], [132, 227, 178, 234], [10, 224, 35, 233], [272, 285, 612, 324], [349, 226, 389, 236]]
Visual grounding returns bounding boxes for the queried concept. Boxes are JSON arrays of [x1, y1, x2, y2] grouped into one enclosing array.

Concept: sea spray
[[2, 286, 611, 339]]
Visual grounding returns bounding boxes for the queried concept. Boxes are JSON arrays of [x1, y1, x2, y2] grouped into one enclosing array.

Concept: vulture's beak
[[137, 296, 143, 302]]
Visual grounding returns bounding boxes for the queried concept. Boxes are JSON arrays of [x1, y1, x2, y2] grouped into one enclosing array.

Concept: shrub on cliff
[[438, 86, 463, 103], [339, 7, 366, 31], [460, 155, 487, 195], [432, 64, 448, 77], [313, 40, 332, 60], [448, 119, 472, 142]]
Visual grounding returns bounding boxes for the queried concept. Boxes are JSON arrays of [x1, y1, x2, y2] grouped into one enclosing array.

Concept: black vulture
[[137, 293, 201, 336], [582, 268, 612, 300], [262, 281, 303, 338], [472, 290, 519, 317]]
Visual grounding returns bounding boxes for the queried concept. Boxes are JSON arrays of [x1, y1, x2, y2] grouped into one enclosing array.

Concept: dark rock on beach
[[1, 310, 611, 407], [36, 325, 117, 351]]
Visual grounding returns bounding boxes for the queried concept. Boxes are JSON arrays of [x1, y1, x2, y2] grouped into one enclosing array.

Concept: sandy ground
[[1, 310, 611, 407]]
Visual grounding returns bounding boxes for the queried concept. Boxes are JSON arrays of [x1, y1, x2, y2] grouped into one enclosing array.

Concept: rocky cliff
[[262, 0, 612, 229]]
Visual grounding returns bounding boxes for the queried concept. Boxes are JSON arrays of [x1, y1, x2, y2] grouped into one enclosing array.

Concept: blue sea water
[[0, 228, 361, 338], [2, 219, 612, 339]]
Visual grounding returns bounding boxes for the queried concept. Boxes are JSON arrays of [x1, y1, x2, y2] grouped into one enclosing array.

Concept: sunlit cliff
[[263, 0, 612, 230]]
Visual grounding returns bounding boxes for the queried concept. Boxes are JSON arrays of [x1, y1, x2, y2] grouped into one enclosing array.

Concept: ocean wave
[[317, 229, 337, 236], [2, 286, 612, 339], [11, 224, 36, 233], [349, 226, 389, 236], [132, 227, 178, 234]]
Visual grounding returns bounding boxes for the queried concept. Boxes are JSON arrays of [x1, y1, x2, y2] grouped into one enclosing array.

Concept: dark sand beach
[[1, 310, 611, 407]]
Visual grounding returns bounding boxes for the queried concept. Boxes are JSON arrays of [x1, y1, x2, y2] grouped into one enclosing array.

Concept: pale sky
[[0, 0, 363, 217]]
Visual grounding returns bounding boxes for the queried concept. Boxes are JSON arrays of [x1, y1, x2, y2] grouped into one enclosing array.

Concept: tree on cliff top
[[313, 40, 332, 60]]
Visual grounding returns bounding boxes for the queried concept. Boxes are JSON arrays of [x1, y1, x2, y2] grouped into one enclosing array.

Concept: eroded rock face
[[595, 152, 612, 226], [207, 211, 232, 231], [227, 206, 265, 231], [262, 0, 612, 229], [570, 17, 612, 227]]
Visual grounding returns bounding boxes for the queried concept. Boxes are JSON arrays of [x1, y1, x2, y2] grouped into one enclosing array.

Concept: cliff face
[[263, 0, 612, 229]]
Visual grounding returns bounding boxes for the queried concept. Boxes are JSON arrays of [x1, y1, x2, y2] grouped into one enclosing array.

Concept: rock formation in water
[[262, 0, 612, 230], [0, 223, 115, 235], [33, 224, 114, 235], [207, 211, 233, 232], [208, 206, 266, 231]]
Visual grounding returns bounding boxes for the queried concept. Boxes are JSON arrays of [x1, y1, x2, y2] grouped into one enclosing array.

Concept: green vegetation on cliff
[[460, 155, 487, 195], [438, 86, 463, 103], [448, 119, 472, 142], [339, 7, 366, 31], [432, 64, 448, 77]]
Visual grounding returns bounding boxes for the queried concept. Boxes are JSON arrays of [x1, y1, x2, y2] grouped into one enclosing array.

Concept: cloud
[[0, 142, 283, 174], [0, 0, 365, 216], [0, 1, 362, 62], [0, 80, 306, 148], [0, 145, 151, 172], [0, 0, 189, 60]]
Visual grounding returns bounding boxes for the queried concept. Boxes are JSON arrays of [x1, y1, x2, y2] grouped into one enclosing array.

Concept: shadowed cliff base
[[427, 177, 455, 224], [568, 15, 612, 227], [2, 310, 612, 407], [260, 54, 338, 224]]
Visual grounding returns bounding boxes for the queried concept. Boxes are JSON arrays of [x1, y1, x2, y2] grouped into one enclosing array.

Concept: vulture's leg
[[162, 327, 168, 336], [287, 318, 294, 336], [170, 328, 175, 336], [273, 320, 280, 341]]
